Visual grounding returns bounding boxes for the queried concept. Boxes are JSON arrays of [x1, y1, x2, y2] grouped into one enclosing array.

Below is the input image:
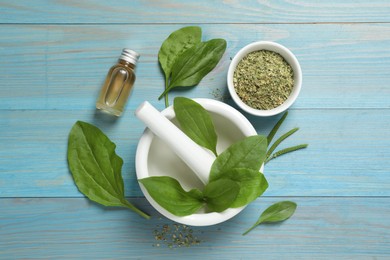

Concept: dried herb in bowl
[[233, 50, 294, 110]]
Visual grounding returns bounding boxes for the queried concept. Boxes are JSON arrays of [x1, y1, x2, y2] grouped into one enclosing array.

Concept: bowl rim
[[227, 41, 302, 117], [135, 98, 257, 226]]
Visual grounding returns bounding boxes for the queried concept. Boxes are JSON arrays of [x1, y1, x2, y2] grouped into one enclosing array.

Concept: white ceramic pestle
[[135, 101, 215, 184]]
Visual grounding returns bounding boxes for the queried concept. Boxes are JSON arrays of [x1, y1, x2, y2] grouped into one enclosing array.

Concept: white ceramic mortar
[[135, 99, 257, 226]]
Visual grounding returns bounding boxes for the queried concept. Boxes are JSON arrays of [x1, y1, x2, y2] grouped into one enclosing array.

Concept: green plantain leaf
[[209, 135, 267, 181], [158, 26, 202, 85], [159, 38, 226, 98], [243, 201, 297, 235], [139, 176, 204, 217], [203, 178, 239, 212], [222, 168, 268, 208], [174, 97, 218, 156], [67, 121, 149, 219]]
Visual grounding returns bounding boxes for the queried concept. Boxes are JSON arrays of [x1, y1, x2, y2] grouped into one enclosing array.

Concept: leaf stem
[[267, 111, 288, 145], [158, 86, 171, 100], [122, 200, 151, 219], [164, 78, 170, 107], [265, 144, 308, 164], [266, 127, 299, 159], [242, 224, 257, 236], [164, 93, 169, 107]]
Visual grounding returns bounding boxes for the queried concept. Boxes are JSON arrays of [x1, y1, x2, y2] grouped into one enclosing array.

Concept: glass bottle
[[96, 49, 139, 116]]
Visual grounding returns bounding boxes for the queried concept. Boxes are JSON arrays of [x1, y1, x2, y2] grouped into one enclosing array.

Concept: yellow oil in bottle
[[96, 49, 139, 116]]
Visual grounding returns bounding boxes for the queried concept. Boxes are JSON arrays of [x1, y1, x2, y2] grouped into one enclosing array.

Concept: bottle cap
[[119, 49, 140, 65]]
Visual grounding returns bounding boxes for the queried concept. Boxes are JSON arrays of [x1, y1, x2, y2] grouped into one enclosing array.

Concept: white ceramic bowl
[[227, 41, 302, 117], [135, 98, 257, 226]]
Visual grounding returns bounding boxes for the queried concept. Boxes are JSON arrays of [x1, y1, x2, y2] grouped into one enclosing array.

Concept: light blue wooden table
[[1, 1, 389, 259]]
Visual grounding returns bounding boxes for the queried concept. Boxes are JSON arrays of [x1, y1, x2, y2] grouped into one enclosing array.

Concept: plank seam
[[0, 22, 390, 25]]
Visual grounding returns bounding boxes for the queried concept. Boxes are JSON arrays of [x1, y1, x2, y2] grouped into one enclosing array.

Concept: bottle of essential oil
[[96, 49, 139, 116]]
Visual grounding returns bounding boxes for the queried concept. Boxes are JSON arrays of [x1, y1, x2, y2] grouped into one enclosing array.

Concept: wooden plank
[[0, 23, 389, 110], [0, 197, 389, 258], [1, 109, 389, 197], [1, 0, 390, 24], [1, 0, 388, 259]]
